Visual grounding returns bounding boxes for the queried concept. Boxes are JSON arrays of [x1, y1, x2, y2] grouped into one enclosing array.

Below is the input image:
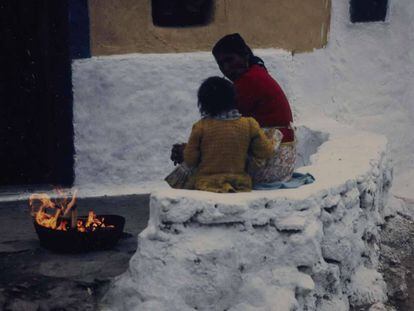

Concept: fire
[[29, 189, 114, 232], [77, 211, 111, 233]]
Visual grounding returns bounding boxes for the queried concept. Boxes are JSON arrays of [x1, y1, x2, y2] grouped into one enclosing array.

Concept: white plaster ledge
[[102, 117, 393, 311]]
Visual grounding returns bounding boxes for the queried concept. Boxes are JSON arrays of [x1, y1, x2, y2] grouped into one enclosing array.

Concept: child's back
[[184, 116, 274, 193], [168, 76, 276, 193]]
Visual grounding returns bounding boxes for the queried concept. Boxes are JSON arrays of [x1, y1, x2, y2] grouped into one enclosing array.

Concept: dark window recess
[[350, 0, 388, 23], [152, 0, 213, 27]]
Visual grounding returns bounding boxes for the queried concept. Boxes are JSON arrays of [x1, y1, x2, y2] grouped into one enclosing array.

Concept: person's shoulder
[[238, 65, 271, 86], [192, 119, 205, 130], [242, 116, 261, 128], [248, 64, 268, 77], [246, 64, 281, 91]]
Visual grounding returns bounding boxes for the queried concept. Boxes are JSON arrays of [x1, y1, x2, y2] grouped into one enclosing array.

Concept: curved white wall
[[101, 118, 393, 310]]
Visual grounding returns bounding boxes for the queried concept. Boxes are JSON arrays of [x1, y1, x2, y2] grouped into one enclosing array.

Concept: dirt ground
[[379, 204, 414, 311], [0, 194, 149, 311], [0, 194, 414, 311]]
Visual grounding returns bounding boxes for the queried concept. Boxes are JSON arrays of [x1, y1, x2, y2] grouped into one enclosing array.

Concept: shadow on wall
[[295, 126, 329, 168]]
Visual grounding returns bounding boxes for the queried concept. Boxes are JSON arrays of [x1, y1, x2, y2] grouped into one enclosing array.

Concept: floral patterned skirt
[[248, 129, 296, 184]]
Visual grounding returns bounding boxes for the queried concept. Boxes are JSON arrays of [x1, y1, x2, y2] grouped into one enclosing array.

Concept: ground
[[379, 202, 414, 311], [0, 195, 149, 311], [0, 194, 413, 311]]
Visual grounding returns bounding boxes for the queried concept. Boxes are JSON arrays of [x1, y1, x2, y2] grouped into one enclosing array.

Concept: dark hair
[[212, 33, 253, 60], [212, 33, 266, 69], [197, 77, 236, 116]]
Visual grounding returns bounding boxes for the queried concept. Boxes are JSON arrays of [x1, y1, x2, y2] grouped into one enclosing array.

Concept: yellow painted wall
[[89, 0, 331, 55]]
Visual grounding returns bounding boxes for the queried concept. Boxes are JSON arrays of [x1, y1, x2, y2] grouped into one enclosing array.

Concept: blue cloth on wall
[[69, 0, 91, 59], [253, 172, 315, 190]]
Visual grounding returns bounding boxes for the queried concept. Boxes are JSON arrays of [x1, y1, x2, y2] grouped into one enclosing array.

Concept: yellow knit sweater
[[183, 117, 275, 193]]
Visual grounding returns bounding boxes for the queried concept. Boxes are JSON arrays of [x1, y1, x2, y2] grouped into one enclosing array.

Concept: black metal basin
[[34, 214, 125, 253]]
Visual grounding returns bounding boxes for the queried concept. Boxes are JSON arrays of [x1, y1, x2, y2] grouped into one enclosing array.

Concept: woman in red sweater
[[212, 33, 296, 183]]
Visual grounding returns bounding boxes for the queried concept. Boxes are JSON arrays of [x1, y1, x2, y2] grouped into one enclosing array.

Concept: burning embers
[[29, 190, 112, 232], [29, 189, 125, 253]]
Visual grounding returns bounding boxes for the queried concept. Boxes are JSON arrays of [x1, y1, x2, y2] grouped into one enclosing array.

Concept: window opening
[[152, 0, 213, 27], [350, 0, 388, 23]]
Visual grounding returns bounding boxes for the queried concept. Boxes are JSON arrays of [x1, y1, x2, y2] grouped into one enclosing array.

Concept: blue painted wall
[[69, 0, 91, 59]]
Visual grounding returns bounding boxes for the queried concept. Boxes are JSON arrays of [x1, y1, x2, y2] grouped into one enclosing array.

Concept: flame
[[29, 190, 114, 232], [29, 192, 64, 230], [77, 211, 114, 233]]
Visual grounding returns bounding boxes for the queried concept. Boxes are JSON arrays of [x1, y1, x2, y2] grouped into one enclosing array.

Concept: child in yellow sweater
[[178, 76, 276, 193]]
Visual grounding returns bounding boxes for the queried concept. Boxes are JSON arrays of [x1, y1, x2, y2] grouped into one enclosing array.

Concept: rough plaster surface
[[101, 117, 393, 310], [72, 0, 414, 201], [66, 0, 414, 309], [88, 0, 330, 55]]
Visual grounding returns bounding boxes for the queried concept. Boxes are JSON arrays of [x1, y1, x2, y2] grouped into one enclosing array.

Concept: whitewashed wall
[[72, 0, 414, 199], [100, 118, 393, 310]]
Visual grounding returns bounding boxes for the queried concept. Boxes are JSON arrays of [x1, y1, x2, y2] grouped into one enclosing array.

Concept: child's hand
[[264, 128, 283, 141], [264, 128, 283, 152], [170, 143, 186, 166], [265, 128, 276, 139]]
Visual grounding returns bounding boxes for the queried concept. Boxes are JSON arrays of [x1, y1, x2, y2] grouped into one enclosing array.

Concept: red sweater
[[234, 65, 294, 142]]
